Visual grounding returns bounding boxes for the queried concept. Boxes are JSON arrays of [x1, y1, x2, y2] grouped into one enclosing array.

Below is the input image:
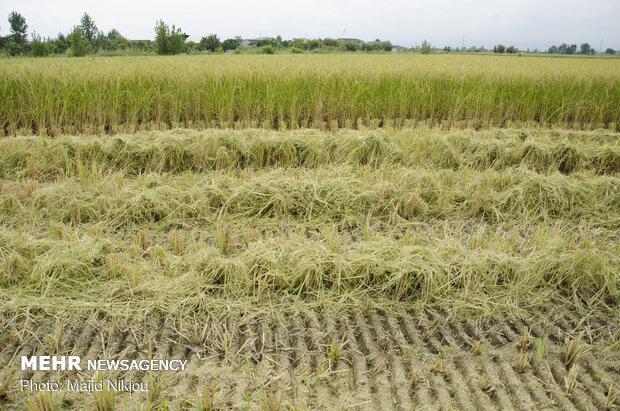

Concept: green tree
[[290, 38, 304, 49], [493, 44, 506, 53], [343, 42, 359, 52], [199, 34, 220, 52], [53, 32, 68, 53], [360, 40, 391, 52], [154, 20, 168, 54], [30, 32, 49, 56], [381, 41, 393, 52], [257, 37, 277, 47], [303, 39, 322, 50], [566, 44, 577, 54], [93, 31, 108, 51], [8, 11, 27, 45], [222, 38, 238, 50], [168, 26, 186, 54], [154, 20, 186, 55], [323, 38, 338, 47], [112, 36, 128, 50], [547, 45, 558, 54], [579, 43, 591, 55], [506, 45, 517, 53], [80, 13, 98, 43], [605, 48, 615, 55], [420, 40, 432, 54], [6, 11, 27, 54], [261, 45, 275, 54], [107, 29, 121, 40], [68, 26, 90, 56], [6, 41, 22, 56]]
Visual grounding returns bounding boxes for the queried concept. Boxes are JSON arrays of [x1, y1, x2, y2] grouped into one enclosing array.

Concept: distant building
[[239, 37, 269, 47], [337, 38, 364, 44]]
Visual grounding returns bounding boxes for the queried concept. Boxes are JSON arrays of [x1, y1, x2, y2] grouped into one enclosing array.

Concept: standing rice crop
[[1, 54, 619, 136]]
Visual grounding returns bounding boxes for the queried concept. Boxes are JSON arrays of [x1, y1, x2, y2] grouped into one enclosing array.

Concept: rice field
[[0, 54, 619, 409], [1, 54, 619, 136]]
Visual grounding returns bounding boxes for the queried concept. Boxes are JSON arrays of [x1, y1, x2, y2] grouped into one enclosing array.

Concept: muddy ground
[[1, 306, 618, 410]]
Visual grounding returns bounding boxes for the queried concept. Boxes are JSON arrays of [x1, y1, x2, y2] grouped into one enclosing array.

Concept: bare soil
[[1, 306, 618, 410]]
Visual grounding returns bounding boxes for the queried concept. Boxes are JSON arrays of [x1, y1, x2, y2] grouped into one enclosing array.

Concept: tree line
[[0, 11, 617, 57], [547, 43, 615, 55], [0, 12, 150, 56]]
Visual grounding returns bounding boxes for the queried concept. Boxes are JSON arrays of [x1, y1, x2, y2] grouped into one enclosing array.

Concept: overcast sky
[[1, 0, 619, 50]]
